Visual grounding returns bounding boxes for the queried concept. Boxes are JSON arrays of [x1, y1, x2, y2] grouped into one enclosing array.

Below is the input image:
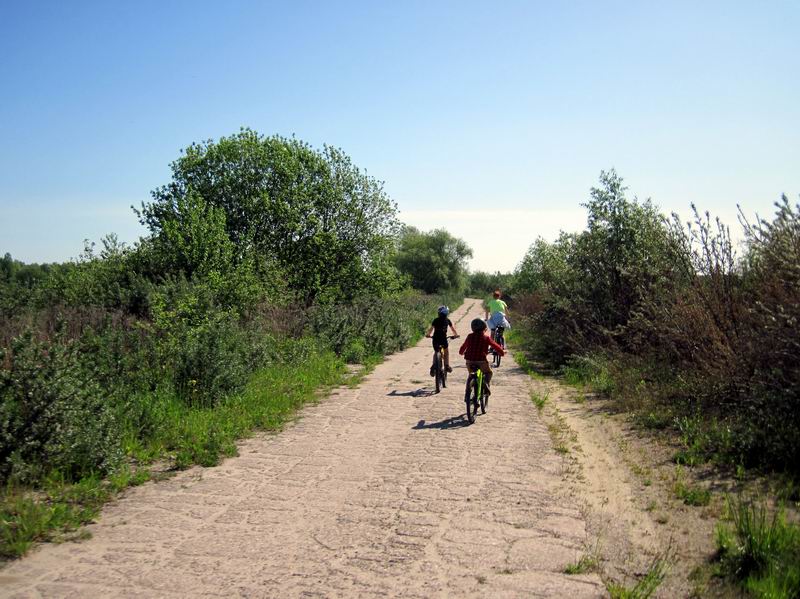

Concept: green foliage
[[561, 356, 615, 396], [137, 129, 402, 303], [125, 340, 344, 469], [674, 481, 712, 506], [0, 332, 122, 485], [716, 497, 800, 598], [467, 270, 514, 298], [0, 254, 66, 317], [514, 236, 573, 296], [1, 486, 95, 558], [149, 281, 271, 406], [0, 467, 149, 558], [530, 390, 549, 411], [564, 554, 599, 574], [512, 170, 800, 473], [395, 226, 473, 294], [310, 291, 462, 361], [39, 237, 155, 316], [606, 556, 669, 599], [514, 170, 685, 365]]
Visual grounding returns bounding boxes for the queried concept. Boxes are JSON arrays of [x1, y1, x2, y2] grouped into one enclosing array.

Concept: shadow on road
[[412, 416, 469, 430], [387, 388, 435, 398]]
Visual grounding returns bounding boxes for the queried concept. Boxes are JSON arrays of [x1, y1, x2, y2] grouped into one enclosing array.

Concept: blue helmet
[[437, 305, 449, 316]]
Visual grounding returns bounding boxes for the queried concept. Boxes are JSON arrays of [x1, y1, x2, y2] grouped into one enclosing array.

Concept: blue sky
[[1, 1, 798, 271]]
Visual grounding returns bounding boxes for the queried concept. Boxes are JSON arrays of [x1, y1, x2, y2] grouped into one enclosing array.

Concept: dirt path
[[531, 378, 728, 597], [0, 300, 604, 598]]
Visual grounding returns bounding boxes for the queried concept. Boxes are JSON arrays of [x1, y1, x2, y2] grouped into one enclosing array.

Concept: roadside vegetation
[[0, 129, 468, 558], [511, 170, 800, 476], [4, 131, 798, 595], [507, 170, 799, 597]]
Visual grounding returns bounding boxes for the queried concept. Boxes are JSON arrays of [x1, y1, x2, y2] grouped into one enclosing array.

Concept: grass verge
[[1, 347, 345, 559], [715, 496, 800, 598], [1, 466, 150, 559], [606, 555, 669, 599]]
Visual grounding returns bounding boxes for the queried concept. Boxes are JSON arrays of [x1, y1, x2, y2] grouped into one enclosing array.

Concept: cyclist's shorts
[[465, 359, 492, 375], [487, 312, 511, 330], [432, 336, 448, 351]]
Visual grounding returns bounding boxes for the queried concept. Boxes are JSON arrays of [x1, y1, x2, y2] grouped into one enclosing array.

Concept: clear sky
[[2, 1, 798, 271]]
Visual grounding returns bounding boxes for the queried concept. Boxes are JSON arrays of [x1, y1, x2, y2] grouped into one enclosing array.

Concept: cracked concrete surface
[[0, 300, 604, 598]]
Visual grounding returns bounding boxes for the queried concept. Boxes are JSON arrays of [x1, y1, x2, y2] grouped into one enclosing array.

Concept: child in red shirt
[[459, 318, 505, 394]]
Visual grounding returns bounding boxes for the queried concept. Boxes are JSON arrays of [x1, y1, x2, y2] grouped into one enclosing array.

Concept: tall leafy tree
[[395, 227, 473, 294], [137, 129, 402, 303]]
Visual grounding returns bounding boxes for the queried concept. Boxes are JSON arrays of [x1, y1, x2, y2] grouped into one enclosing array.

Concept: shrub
[[150, 282, 271, 407], [310, 291, 462, 361], [0, 332, 122, 484], [513, 171, 800, 472]]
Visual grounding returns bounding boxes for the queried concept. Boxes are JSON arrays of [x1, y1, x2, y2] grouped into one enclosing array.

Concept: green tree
[[514, 235, 574, 295], [395, 227, 473, 294], [467, 271, 514, 298], [137, 129, 402, 303]]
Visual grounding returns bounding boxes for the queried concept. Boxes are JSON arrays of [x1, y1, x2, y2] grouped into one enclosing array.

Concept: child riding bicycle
[[458, 318, 505, 395], [426, 305, 459, 376], [484, 289, 511, 340]]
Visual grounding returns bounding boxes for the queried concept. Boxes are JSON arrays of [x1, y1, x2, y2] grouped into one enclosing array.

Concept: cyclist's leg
[[465, 360, 480, 378], [478, 360, 493, 392], [430, 340, 440, 376], [443, 347, 451, 371]]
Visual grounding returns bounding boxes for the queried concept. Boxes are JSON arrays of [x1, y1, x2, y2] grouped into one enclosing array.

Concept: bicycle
[[430, 335, 458, 394], [464, 365, 489, 424], [490, 326, 505, 368]]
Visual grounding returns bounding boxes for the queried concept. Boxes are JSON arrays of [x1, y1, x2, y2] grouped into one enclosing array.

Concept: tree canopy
[[137, 129, 402, 304], [395, 227, 472, 294]]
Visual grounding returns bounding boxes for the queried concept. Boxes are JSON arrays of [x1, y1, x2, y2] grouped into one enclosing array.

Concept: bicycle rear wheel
[[441, 351, 447, 388], [464, 375, 476, 424], [434, 353, 441, 393], [492, 329, 503, 367], [479, 379, 486, 414]]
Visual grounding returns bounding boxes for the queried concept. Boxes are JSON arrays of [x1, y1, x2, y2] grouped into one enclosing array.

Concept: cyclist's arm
[[488, 337, 505, 356], [448, 324, 459, 336], [425, 325, 434, 337], [458, 338, 469, 355]]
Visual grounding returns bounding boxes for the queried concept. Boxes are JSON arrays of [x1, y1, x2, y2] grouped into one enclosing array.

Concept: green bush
[[310, 291, 461, 361], [513, 171, 800, 473], [148, 279, 274, 407], [0, 332, 122, 485]]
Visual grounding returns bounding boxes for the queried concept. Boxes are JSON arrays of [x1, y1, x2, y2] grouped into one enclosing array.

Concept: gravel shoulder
[[528, 375, 724, 597], [0, 300, 604, 598]]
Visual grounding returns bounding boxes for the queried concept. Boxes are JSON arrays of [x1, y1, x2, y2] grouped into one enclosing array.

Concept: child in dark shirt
[[458, 318, 505, 394], [425, 305, 459, 375]]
